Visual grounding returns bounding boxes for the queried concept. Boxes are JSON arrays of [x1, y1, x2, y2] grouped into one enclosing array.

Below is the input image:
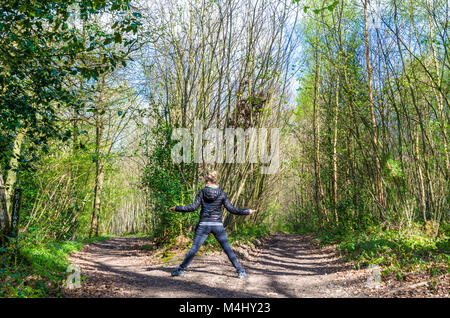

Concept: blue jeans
[[179, 222, 243, 272]]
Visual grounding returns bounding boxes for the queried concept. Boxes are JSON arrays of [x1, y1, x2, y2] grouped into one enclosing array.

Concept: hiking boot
[[237, 270, 248, 278], [171, 267, 185, 277]]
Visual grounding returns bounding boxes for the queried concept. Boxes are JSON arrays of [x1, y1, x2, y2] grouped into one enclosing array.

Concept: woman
[[169, 171, 256, 278]]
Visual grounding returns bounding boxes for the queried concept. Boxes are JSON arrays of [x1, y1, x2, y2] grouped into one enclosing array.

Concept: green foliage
[[293, 0, 340, 14], [261, 200, 292, 233], [287, 196, 377, 235], [317, 224, 449, 277], [0, 240, 80, 298], [20, 241, 83, 281], [0, 0, 142, 184], [0, 235, 111, 298], [228, 223, 271, 245], [142, 122, 197, 244], [17, 137, 95, 241]]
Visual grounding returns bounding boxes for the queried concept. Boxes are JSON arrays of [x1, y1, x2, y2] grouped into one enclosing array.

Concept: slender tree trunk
[[414, 127, 427, 222], [426, 7, 449, 179], [70, 107, 80, 239], [364, 0, 384, 218], [312, 45, 329, 224], [5, 128, 26, 214], [332, 78, 339, 224], [95, 168, 104, 237], [0, 169, 10, 241], [89, 77, 106, 238], [0, 125, 25, 242], [89, 116, 104, 238]]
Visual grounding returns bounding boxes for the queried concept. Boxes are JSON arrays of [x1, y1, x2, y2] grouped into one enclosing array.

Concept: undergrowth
[[315, 223, 449, 279], [0, 235, 112, 298]]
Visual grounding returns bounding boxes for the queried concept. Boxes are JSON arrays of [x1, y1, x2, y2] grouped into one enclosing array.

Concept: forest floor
[[63, 233, 448, 298]]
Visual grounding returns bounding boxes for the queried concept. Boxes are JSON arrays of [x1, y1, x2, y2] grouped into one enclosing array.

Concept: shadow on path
[[65, 233, 368, 298]]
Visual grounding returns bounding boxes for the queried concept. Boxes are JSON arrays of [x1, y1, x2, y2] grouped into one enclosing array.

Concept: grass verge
[[0, 235, 112, 298], [314, 223, 449, 279]]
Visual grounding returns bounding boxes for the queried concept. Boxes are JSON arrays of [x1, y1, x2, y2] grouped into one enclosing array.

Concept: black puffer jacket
[[175, 186, 250, 223]]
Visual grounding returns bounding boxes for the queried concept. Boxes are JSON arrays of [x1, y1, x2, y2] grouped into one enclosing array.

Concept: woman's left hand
[[169, 207, 176, 211]]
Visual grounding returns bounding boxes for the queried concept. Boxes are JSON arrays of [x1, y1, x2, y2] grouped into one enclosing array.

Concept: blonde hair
[[204, 171, 218, 184]]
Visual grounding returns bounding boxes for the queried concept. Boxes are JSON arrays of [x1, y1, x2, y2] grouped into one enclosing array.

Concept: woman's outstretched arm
[[223, 193, 252, 215], [170, 191, 202, 212]]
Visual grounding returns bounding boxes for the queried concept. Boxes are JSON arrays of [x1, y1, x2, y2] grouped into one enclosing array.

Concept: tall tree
[[0, 0, 140, 241], [364, 0, 384, 218]]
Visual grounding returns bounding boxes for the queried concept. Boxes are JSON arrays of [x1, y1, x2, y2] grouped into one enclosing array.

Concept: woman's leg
[[178, 224, 210, 270], [211, 225, 244, 272]]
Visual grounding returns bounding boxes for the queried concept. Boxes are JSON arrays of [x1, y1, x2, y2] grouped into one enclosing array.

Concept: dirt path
[[64, 233, 377, 298]]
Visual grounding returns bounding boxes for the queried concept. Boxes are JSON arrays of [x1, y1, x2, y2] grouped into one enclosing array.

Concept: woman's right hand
[[249, 209, 256, 214], [169, 207, 176, 211]]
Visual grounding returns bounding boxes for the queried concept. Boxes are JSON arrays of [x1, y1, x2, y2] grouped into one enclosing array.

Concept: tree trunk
[[364, 0, 384, 218], [5, 128, 26, 214], [426, 6, 449, 179], [415, 128, 427, 222], [312, 45, 329, 224], [89, 117, 104, 238], [332, 78, 339, 224], [89, 76, 106, 238], [0, 169, 10, 242]]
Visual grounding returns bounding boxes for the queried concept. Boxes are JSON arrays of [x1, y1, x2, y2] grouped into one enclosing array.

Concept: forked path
[[64, 233, 372, 298]]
